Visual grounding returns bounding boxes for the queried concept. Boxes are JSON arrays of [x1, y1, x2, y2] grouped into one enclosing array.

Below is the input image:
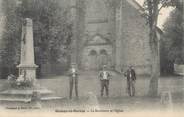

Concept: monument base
[[0, 80, 63, 109], [17, 64, 38, 86], [0, 86, 62, 103]]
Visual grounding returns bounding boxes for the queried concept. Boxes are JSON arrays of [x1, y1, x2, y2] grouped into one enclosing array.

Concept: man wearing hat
[[68, 64, 79, 99], [99, 65, 111, 97], [124, 66, 136, 97]]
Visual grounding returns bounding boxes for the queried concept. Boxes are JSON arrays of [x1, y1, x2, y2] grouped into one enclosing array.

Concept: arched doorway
[[88, 50, 98, 70], [99, 49, 108, 69]]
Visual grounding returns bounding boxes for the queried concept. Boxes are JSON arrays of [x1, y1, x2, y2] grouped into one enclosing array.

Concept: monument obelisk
[[17, 18, 38, 86]]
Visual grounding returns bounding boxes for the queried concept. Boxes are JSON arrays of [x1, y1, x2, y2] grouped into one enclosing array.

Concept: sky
[[135, 0, 175, 29]]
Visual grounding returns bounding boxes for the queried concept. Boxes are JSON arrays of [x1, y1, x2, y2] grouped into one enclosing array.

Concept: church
[[69, 0, 152, 75], [0, 0, 154, 77]]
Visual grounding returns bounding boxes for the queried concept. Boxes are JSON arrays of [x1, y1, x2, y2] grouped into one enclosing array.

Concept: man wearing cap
[[99, 65, 111, 97], [124, 66, 136, 97], [68, 64, 79, 99]]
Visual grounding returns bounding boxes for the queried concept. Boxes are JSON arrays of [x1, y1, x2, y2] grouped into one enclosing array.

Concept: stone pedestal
[[17, 64, 38, 86]]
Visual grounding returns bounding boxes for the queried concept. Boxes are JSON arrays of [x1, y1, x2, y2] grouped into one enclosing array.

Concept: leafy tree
[[161, 7, 183, 74], [1, 0, 72, 78], [1, 0, 22, 77], [143, 0, 180, 96], [20, 0, 72, 64]]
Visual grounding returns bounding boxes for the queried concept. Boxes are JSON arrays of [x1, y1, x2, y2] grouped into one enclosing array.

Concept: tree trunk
[[148, 28, 160, 97], [148, 48, 159, 97], [146, 0, 160, 97]]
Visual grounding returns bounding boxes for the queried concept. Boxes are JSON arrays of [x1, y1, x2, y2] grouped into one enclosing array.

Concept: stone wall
[[117, 0, 151, 75], [83, 0, 111, 37], [0, 0, 5, 77]]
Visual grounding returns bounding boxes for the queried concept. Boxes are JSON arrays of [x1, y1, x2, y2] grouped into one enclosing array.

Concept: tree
[[1, 0, 72, 78], [20, 0, 73, 75], [1, 0, 22, 77], [143, 0, 178, 96], [20, 0, 72, 63], [161, 7, 183, 74]]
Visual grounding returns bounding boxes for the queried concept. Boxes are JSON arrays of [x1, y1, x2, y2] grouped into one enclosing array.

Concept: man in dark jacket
[[124, 66, 136, 97], [99, 65, 111, 97], [68, 64, 79, 99]]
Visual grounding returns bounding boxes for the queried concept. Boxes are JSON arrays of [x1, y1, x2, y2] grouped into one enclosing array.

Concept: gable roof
[[126, 0, 163, 34], [126, 0, 145, 14]]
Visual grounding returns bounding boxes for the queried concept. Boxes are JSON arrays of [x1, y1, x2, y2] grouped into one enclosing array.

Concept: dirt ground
[[0, 72, 183, 112]]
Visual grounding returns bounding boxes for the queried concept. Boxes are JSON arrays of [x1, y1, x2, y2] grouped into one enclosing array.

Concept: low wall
[[174, 64, 184, 75]]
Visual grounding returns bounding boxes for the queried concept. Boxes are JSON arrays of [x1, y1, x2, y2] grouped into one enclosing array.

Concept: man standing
[[124, 66, 136, 97], [68, 64, 79, 99], [99, 65, 111, 97]]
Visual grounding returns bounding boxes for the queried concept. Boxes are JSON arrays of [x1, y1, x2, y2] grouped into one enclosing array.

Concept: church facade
[[70, 0, 152, 75]]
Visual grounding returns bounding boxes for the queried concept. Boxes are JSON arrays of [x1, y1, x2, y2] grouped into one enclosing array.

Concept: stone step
[[0, 88, 53, 96], [0, 94, 54, 99], [0, 88, 62, 103], [0, 97, 31, 102], [41, 97, 63, 101], [0, 96, 63, 102], [0, 94, 31, 99]]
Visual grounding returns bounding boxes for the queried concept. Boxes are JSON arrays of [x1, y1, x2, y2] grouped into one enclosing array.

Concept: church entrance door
[[88, 50, 98, 70], [99, 49, 108, 69]]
